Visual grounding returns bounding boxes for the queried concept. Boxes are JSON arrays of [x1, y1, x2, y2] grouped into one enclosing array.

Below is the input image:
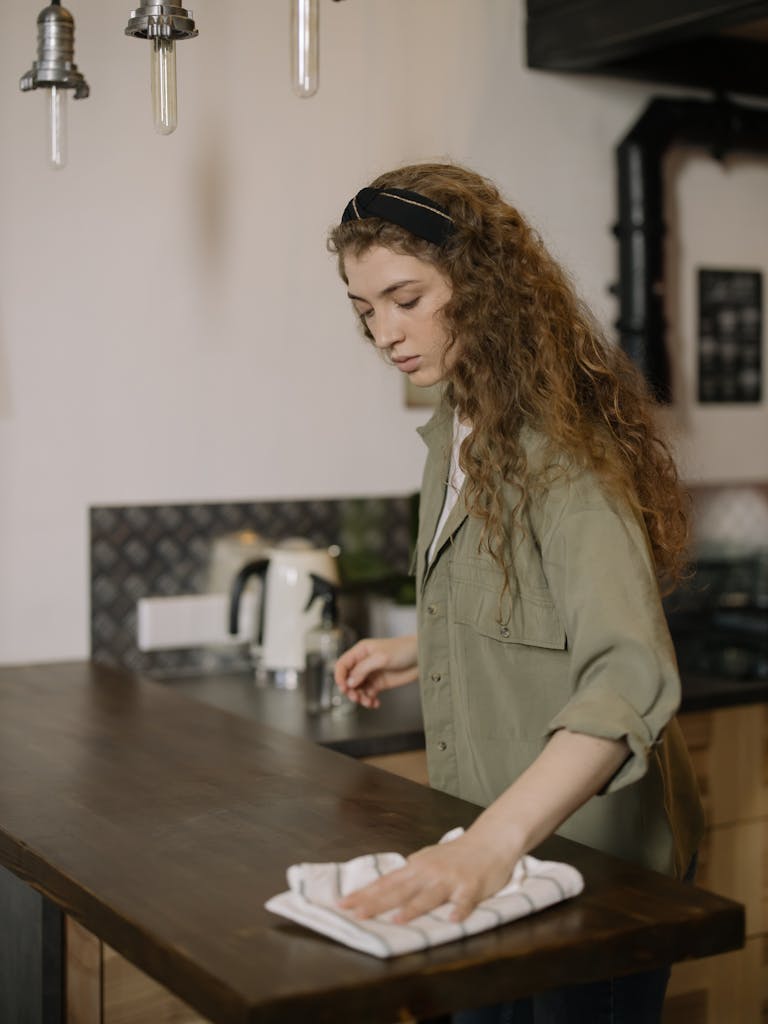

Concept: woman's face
[[343, 246, 455, 388]]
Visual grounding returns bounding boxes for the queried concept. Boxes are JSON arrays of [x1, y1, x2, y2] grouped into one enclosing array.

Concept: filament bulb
[[125, 4, 197, 134], [19, 3, 89, 171], [291, 0, 318, 98], [151, 37, 177, 135], [47, 85, 68, 170]]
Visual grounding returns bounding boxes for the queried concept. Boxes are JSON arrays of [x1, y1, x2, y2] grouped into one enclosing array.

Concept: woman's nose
[[372, 309, 404, 350]]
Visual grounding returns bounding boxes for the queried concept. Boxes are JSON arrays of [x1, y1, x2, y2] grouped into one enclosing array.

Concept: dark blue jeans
[[451, 855, 697, 1024]]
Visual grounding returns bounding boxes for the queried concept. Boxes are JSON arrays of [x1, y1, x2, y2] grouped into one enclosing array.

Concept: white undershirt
[[428, 414, 472, 565]]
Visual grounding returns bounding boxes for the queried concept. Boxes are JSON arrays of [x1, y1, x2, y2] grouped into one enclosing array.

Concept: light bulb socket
[[124, 3, 198, 41], [19, 3, 89, 98]]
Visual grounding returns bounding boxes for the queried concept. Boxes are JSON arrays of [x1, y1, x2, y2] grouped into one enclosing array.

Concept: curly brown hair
[[328, 162, 689, 590]]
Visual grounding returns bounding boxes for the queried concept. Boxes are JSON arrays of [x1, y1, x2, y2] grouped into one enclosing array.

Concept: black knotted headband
[[340, 186, 455, 247]]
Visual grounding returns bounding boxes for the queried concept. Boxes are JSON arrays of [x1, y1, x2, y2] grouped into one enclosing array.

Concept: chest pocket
[[451, 579, 567, 650], [447, 573, 568, 742], [448, 546, 567, 650]]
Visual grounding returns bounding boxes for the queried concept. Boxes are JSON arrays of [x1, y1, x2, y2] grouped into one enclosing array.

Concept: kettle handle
[[228, 559, 269, 639]]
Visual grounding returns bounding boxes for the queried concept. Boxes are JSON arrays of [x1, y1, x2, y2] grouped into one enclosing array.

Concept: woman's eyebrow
[[347, 279, 419, 302]]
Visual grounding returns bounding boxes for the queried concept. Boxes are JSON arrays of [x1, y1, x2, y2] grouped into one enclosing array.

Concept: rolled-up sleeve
[[538, 481, 681, 793]]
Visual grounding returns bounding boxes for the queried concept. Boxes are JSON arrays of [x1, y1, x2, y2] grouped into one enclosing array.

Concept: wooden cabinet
[[66, 918, 209, 1024], [361, 748, 430, 786], [664, 704, 768, 1023]]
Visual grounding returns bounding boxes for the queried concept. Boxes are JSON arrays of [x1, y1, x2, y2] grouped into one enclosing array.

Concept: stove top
[[666, 606, 768, 683]]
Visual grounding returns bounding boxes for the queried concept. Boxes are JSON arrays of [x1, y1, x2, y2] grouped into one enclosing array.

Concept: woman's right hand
[[334, 634, 418, 709]]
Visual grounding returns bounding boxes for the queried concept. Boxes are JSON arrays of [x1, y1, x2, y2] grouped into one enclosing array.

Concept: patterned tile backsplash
[[90, 496, 415, 677], [90, 484, 767, 677], [689, 483, 768, 551]]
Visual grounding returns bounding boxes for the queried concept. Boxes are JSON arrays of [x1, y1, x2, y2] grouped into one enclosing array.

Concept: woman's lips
[[393, 355, 421, 374]]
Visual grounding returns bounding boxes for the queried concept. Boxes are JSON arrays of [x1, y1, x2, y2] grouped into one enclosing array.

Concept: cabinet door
[[666, 705, 768, 1023], [66, 918, 100, 1024], [66, 917, 209, 1024], [678, 705, 768, 826], [362, 749, 429, 785], [664, 936, 767, 1024], [102, 942, 208, 1024]]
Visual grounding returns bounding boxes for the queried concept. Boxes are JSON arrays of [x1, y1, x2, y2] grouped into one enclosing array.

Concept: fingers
[[448, 889, 479, 923], [344, 668, 413, 709], [340, 868, 453, 924], [392, 880, 454, 923], [344, 683, 381, 710], [345, 650, 389, 690], [334, 638, 419, 712], [338, 854, 485, 924], [334, 645, 391, 709], [333, 643, 367, 689], [334, 642, 384, 691], [339, 867, 424, 920]]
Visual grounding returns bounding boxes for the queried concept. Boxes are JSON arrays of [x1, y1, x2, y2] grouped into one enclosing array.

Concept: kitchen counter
[[158, 664, 768, 759], [160, 668, 426, 758], [0, 661, 744, 1024]]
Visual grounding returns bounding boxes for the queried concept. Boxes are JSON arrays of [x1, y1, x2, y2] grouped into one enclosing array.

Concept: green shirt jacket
[[415, 403, 704, 878]]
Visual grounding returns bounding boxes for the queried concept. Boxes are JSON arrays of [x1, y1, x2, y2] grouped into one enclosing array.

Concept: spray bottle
[[303, 574, 352, 715]]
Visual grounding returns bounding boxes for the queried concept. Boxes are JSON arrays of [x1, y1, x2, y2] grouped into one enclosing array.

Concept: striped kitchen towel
[[264, 827, 584, 958]]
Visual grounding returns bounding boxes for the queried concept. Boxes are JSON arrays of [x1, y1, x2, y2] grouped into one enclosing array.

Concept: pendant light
[[292, 0, 348, 99], [19, 0, 90, 171], [291, 0, 318, 98], [124, 3, 198, 135]]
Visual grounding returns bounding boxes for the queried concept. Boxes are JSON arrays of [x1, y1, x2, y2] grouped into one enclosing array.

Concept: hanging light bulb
[[151, 36, 177, 134], [19, 0, 90, 171], [47, 85, 68, 168], [125, 3, 197, 136], [291, 0, 318, 98]]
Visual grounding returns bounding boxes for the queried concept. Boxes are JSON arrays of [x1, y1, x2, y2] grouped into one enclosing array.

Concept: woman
[[330, 163, 703, 1023]]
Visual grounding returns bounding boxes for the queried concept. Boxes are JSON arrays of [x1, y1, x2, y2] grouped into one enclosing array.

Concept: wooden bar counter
[[0, 662, 745, 1024]]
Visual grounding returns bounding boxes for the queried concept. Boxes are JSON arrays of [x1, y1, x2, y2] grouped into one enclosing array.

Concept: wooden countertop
[[0, 661, 744, 1024]]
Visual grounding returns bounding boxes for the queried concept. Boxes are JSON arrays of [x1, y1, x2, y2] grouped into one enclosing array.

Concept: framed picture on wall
[[698, 268, 762, 404]]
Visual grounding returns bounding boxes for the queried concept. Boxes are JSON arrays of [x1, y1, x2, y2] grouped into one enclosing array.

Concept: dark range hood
[[527, 0, 768, 98], [527, 1, 768, 401], [615, 95, 768, 401]]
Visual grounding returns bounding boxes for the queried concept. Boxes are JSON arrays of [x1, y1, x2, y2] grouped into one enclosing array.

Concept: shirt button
[[437, 741, 447, 751], [427, 604, 438, 616], [500, 626, 510, 639], [430, 672, 442, 683]]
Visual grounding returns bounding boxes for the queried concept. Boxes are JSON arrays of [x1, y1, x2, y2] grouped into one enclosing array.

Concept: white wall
[[1, 0, 766, 663]]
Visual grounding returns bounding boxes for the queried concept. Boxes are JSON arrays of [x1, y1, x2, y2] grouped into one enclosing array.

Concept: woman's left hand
[[338, 830, 519, 924]]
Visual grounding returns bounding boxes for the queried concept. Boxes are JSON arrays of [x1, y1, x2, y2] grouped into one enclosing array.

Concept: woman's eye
[[359, 308, 374, 320], [397, 298, 419, 310]]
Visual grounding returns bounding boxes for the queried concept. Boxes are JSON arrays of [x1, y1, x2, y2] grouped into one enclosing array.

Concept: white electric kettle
[[229, 538, 339, 689]]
